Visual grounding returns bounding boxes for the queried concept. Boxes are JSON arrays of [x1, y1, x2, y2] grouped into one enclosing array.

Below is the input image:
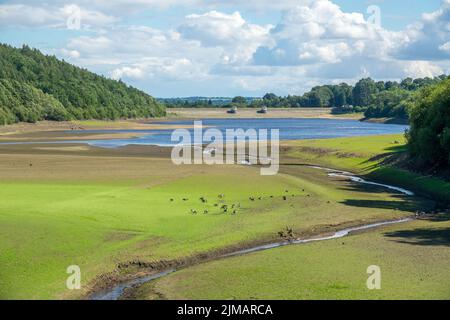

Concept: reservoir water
[[79, 118, 408, 148]]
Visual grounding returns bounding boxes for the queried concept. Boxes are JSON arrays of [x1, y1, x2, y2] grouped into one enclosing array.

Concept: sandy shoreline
[[165, 107, 363, 120]]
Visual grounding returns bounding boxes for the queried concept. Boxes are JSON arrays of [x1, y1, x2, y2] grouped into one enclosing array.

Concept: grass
[[0, 138, 429, 299], [285, 134, 450, 203], [127, 134, 450, 300], [0, 133, 447, 300], [141, 215, 450, 300]]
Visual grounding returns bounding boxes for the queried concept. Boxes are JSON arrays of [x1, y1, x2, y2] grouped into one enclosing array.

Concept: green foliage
[[352, 78, 378, 107], [364, 88, 413, 119], [253, 76, 446, 111], [160, 97, 249, 108], [231, 96, 248, 106], [407, 78, 450, 168], [0, 79, 68, 124], [362, 76, 447, 119], [162, 76, 447, 113], [0, 43, 165, 124]]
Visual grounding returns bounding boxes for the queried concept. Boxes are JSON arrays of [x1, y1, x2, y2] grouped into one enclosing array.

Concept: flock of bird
[[169, 188, 314, 216]]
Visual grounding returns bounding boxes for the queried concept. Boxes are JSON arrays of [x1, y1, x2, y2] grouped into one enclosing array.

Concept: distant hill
[[0, 44, 165, 124]]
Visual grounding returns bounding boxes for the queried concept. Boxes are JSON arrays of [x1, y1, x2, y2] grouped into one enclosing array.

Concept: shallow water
[[89, 269, 176, 300], [307, 165, 415, 196]]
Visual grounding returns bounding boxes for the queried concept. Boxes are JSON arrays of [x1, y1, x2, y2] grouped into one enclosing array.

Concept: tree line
[[223, 76, 448, 120], [0, 44, 165, 125]]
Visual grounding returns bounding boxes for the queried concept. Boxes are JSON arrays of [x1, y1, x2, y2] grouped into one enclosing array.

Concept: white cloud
[[61, 48, 80, 59], [397, 1, 450, 60], [402, 60, 443, 78], [4, 0, 448, 96], [0, 4, 58, 27], [298, 42, 351, 63], [111, 66, 144, 80], [178, 11, 272, 64], [111, 57, 207, 81], [67, 36, 113, 53], [0, 3, 118, 29], [253, 0, 404, 66], [62, 25, 216, 83], [180, 11, 268, 46]]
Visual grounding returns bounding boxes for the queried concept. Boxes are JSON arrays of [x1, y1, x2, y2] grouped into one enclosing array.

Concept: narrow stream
[[306, 165, 414, 196], [89, 166, 415, 300], [90, 218, 412, 300]]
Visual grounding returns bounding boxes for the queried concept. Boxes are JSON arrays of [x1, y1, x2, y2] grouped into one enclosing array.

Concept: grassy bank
[[140, 214, 450, 300], [284, 134, 450, 204]]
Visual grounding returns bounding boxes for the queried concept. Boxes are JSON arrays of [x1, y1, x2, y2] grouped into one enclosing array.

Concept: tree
[[231, 96, 247, 105], [407, 78, 450, 168], [365, 88, 411, 119], [401, 77, 414, 90], [310, 86, 334, 107], [352, 78, 378, 107], [0, 43, 165, 125], [263, 93, 278, 101], [331, 83, 353, 107]]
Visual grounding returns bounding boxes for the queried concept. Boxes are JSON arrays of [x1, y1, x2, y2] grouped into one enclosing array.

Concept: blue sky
[[1, 0, 449, 97]]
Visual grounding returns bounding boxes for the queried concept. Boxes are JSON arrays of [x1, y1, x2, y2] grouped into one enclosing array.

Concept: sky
[[0, 0, 449, 97]]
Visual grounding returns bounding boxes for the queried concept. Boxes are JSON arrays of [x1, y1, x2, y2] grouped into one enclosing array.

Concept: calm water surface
[[83, 118, 408, 148]]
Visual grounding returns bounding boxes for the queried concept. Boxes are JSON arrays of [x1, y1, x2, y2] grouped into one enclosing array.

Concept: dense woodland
[[0, 44, 165, 124], [407, 78, 450, 169]]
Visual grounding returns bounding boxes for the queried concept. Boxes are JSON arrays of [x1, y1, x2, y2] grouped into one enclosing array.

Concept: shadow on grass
[[384, 227, 450, 247], [336, 180, 435, 213], [340, 198, 427, 213]]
